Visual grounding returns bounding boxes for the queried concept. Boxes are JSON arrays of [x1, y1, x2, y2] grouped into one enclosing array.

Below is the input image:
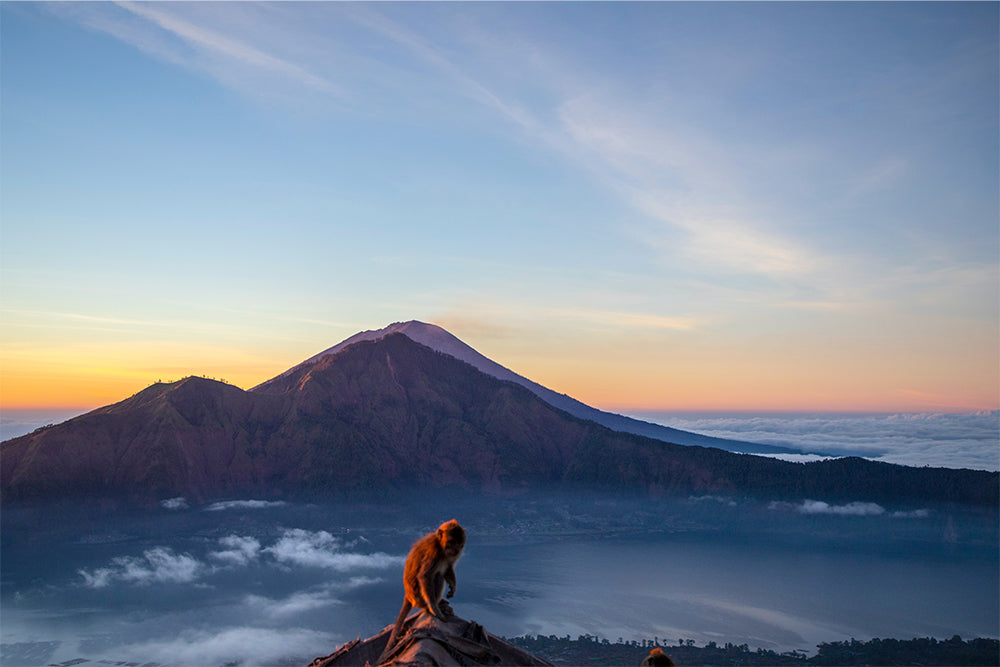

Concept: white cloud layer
[[79, 529, 401, 588], [799, 500, 885, 517], [635, 411, 1000, 471], [266, 529, 404, 571], [769, 500, 932, 519], [79, 547, 204, 588], [101, 626, 333, 667], [209, 535, 262, 567]]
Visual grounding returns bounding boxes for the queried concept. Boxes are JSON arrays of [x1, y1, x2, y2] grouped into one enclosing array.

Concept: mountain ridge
[[2, 331, 996, 508]]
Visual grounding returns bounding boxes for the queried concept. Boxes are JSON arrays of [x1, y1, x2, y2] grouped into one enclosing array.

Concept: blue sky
[[1, 2, 997, 413]]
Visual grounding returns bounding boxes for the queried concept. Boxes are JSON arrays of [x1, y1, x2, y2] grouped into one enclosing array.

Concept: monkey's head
[[436, 519, 466, 559], [644, 648, 675, 667]]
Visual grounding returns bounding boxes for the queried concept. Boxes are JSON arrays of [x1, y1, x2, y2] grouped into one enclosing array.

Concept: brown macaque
[[640, 647, 676, 667], [379, 519, 466, 662]]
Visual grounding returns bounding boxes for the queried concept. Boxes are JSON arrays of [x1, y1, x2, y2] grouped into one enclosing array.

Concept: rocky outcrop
[[308, 611, 551, 667]]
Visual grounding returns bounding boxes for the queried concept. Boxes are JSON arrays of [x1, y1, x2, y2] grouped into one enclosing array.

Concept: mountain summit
[[255, 321, 797, 456], [2, 323, 996, 507]]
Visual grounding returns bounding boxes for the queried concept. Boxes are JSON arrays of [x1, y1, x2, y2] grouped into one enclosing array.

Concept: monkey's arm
[[444, 564, 456, 598]]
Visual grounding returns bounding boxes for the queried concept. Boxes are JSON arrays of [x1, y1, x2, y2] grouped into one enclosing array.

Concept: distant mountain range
[[2, 322, 996, 507]]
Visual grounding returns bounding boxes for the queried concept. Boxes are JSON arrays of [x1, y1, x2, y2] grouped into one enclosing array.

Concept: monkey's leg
[[419, 573, 444, 617], [378, 600, 413, 664]]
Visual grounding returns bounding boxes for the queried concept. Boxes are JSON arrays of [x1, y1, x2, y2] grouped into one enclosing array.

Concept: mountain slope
[[2, 333, 996, 507], [254, 321, 804, 456]]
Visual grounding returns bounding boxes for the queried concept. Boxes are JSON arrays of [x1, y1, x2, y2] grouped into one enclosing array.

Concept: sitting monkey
[[378, 519, 466, 662]]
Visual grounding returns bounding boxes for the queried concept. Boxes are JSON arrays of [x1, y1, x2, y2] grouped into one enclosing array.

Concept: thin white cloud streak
[[339, 5, 539, 132], [797, 500, 886, 517], [0, 308, 308, 343], [556, 97, 820, 279], [768, 500, 932, 519], [54, 2, 345, 110], [631, 192, 817, 277], [204, 499, 288, 512], [0, 309, 200, 329], [116, 2, 341, 97]]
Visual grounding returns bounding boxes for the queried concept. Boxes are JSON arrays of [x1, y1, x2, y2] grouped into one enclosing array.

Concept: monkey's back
[[402, 533, 443, 608]]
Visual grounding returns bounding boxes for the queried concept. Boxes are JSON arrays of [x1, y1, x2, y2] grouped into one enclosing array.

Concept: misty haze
[[3, 493, 997, 667]]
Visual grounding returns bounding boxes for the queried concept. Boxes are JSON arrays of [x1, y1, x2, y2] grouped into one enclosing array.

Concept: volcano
[[253, 321, 798, 456], [2, 322, 995, 507]]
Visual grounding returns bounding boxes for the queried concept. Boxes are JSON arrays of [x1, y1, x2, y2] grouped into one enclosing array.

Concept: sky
[[1, 2, 997, 416]]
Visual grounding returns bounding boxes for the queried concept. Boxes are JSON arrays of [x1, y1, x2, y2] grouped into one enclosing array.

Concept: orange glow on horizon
[[2, 331, 996, 415]]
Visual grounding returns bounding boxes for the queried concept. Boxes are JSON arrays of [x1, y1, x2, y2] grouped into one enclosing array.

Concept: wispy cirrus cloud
[[557, 96, 819, 280], [54, 2, 344, 108], [44, 2, 846, 290], [118, 2, 339, 96]]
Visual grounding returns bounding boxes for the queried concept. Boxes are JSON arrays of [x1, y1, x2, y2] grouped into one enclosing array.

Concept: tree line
[[505, 633, 999, 666]]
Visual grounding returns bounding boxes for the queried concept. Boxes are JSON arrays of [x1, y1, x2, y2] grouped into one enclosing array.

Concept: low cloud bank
[[242, 576, 384, 619], [266, 529, 403, 571], [798, 500, 885, 516], [633, 410, 1000, 471], [79, 529, 401, 589], [79, 547, 203, 588], [769, 499, 931, 518], [102, 626, 333, 667]]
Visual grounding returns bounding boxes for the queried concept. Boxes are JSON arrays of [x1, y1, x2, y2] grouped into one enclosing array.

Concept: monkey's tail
[[376, 601, 412, 665]]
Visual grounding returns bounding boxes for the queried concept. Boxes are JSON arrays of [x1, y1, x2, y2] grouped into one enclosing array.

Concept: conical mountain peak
[[252, 322, 806, 456]]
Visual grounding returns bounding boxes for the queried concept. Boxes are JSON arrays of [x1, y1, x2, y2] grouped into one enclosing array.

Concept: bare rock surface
[[308, 610, 552, 667]]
